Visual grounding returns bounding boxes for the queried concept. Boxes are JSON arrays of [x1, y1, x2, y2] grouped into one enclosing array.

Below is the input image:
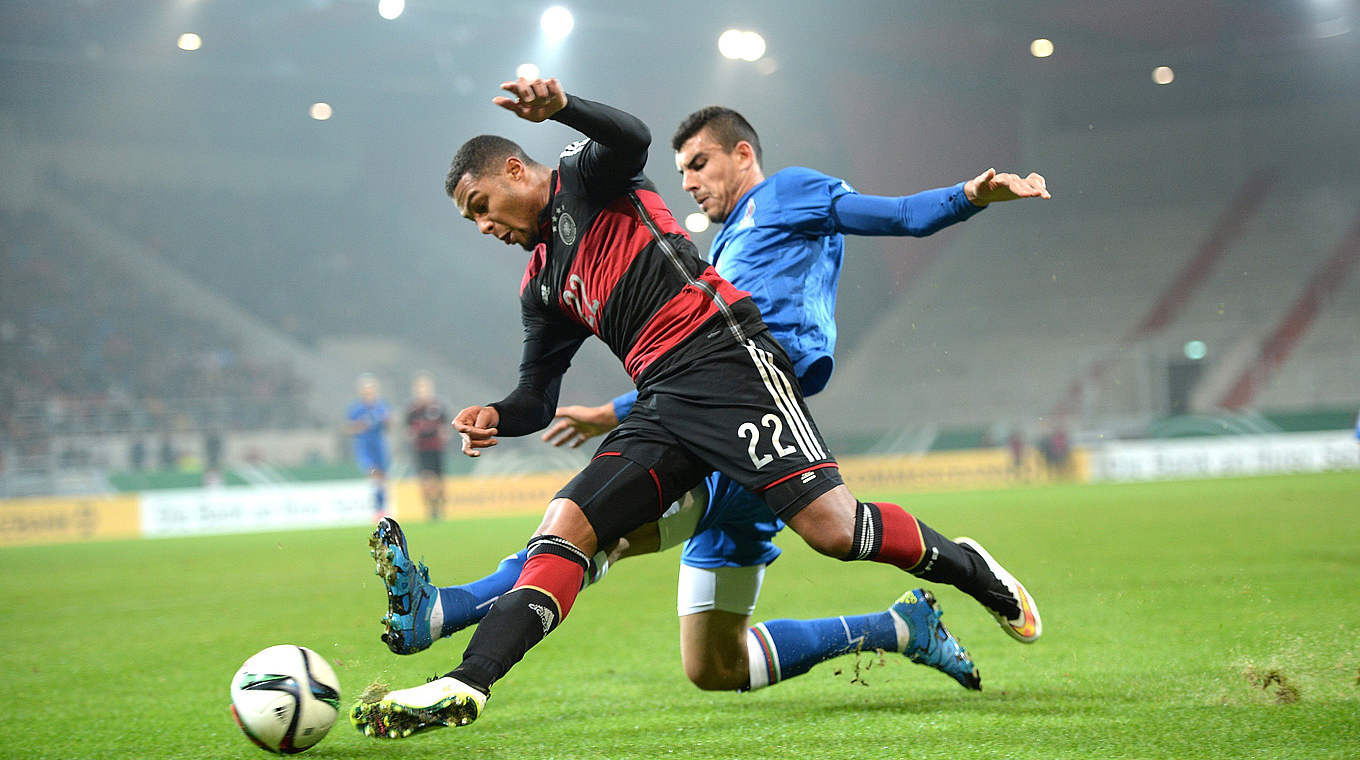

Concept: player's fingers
[[545, 78, 563, 98], [492, 96, 519, 111], [530, 79, 549, 101]]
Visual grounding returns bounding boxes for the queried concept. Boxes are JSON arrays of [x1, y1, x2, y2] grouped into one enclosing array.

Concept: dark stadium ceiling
[[0, 0, 1346, 83]]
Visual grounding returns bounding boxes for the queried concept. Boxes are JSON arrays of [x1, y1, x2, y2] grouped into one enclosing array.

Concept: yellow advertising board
[[0, 447, 1089, 546], [0, 494, 140, 547], [836, 448, 1088, 495], [394, 449, 1089, 522], [393, 470, 575, 523]]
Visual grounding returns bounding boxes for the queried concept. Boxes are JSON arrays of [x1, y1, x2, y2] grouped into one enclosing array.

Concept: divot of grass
[[358, 678, 391, 704], [1244, 664, 1301, 704]]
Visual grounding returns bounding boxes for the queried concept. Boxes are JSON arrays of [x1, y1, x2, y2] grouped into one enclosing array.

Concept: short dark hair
[[445, 135, 536, 197], [671, 106, 762, 165]]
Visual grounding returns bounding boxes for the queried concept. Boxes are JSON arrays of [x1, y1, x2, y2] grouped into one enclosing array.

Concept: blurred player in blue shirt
[[345, 373, 391, 518], [379, 105, 1048, 693]]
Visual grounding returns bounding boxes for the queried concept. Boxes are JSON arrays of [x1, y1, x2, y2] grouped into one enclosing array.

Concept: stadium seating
[[0, 207, 315, 480], [817, 166, 1360, 436]]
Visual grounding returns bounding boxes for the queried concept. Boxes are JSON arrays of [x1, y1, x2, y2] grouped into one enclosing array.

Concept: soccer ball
[[229, 645, 341, 754]]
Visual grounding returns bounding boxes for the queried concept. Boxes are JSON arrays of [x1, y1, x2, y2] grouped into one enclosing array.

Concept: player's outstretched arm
[[492, 76, 568, 122], [541, 402, 619, 448], [452, 405, 500, 458], [963, 168, 1050, 207]]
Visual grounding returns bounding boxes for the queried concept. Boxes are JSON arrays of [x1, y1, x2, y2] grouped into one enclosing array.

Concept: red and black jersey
[[405, 399, 449, 452], [489, 95, 766, 437]]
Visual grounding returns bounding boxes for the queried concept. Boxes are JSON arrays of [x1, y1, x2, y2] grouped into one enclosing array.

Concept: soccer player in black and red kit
[[351, 77, 1036, 738], [405, 373, 450, 520]]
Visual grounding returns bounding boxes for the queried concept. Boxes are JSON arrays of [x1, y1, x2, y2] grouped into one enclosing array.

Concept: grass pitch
[[2, 471, 1357, 759]]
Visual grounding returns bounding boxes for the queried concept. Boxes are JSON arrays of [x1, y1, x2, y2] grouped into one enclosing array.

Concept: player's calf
[[444, 534, 590, 693]]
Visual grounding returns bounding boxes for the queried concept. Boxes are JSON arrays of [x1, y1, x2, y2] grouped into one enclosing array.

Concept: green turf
[[2, 471, 1357, 759]]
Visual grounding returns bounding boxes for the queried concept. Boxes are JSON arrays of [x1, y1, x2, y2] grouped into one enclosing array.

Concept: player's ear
[[504, 155, 524, 181], [734, 140, 756, 169]]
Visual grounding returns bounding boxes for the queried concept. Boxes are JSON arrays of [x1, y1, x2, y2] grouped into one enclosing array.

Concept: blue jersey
[[613, 168, 982, 419], [611, 168, 985, 567], [347, 400, 390, 471]]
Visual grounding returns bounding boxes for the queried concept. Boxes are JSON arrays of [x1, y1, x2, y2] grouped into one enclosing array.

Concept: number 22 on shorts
[[738, 413, 796, 469]]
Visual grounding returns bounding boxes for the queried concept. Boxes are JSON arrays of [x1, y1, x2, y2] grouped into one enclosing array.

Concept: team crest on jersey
[[540, 284, 550, 305], [559, 139, 589, 158], [737, 197, 756, 230], [557, 211, 578, 246]]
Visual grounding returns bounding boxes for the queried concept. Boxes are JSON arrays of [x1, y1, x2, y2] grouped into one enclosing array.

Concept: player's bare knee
[[534, 498, 598, 556]]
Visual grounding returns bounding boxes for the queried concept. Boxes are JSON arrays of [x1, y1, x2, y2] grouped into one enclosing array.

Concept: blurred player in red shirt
[[405, 373, 450, 520]]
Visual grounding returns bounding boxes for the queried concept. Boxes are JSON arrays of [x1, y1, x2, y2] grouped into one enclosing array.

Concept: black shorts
[[556, 330, 842, 545], [416, 449, 444, 476]]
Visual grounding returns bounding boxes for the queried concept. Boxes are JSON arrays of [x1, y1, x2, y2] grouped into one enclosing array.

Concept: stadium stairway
[[1221, 212, 1360, 410], [1181, 178, 1360, 411], [1050, 170, 1275, 419]]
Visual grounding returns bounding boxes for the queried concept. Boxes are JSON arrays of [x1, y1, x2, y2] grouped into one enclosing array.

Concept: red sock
[[513, 552, 584, 619], [866, 502, 927, 571]]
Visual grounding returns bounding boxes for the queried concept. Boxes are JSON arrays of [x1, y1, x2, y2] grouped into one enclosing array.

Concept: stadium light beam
[[516, 62, 541, 80], [309, 102, 333, 121], [541, 6, 574, 42], [1030, 38, 1054, 58], [177, 33, 202, 51], [378, 0, 404, 20], [738, 31, 766, 61], [1152, 65, 1175, 85], [684, 212, 710, 233], [719, 29, 766, 62], [718, 29, 744, 59]]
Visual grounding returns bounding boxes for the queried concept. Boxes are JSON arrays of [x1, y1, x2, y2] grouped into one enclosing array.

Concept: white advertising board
[[1089, 431, 1360, 482], [140, 481, 373, 538]]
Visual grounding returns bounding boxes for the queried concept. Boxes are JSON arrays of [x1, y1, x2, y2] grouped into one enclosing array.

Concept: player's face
[[452, 159, 542, 251], [412, 377, 434, 400], [676, 129, 750, 222], [359, 380, 379, 403]]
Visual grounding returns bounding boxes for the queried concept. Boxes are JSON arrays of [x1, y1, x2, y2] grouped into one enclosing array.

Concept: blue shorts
[[354, 443, 390, 474], [680, 472, 784, 569]]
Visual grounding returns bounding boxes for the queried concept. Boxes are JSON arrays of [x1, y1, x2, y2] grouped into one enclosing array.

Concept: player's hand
[[964, 168, 1051, 207], [453, 405, 500, 457], [493, 77, 568, 123], [540, 403, 618, 448]]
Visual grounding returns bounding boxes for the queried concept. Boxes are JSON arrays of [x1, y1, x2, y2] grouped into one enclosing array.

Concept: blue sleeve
[[612, 390, 638, 421], [830, 182, 983, 237], [772, 168, 859, 235], [345, 403, 361, 421]]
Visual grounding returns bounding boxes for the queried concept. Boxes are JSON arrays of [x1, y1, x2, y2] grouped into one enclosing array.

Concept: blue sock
[[746, 611, 904, 689], [435, 550, 527, 637]]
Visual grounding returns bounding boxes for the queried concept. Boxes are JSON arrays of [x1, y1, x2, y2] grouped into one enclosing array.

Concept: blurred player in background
[[344, 373, 390, 519], [381, 105, 1049, 693], [351, 78, 1044, 740], [405, 372, 450, 520]]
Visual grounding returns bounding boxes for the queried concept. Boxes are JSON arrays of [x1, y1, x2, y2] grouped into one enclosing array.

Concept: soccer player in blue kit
[[365, 98, 1050, 707], [345, 373, 392, 518]]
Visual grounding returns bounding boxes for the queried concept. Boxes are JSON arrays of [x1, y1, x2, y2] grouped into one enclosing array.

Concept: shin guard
[[450, 535, 589, 692], [846, 502, 994, 595]]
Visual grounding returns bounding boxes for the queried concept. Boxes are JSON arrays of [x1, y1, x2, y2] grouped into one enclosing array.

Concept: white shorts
[[676, 563, 766, 617]]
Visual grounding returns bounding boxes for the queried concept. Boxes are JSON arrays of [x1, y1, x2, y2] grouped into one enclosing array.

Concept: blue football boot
[[369, 517, 437, 655], [889, 588, 982, 690]]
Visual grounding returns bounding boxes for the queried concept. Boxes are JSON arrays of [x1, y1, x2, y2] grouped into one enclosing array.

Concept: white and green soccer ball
[[229, 645, 341, 755]]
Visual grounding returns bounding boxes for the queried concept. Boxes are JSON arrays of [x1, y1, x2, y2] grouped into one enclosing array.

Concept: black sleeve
[[488, 300, 590, 436], [550, 94, 651, 193]]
